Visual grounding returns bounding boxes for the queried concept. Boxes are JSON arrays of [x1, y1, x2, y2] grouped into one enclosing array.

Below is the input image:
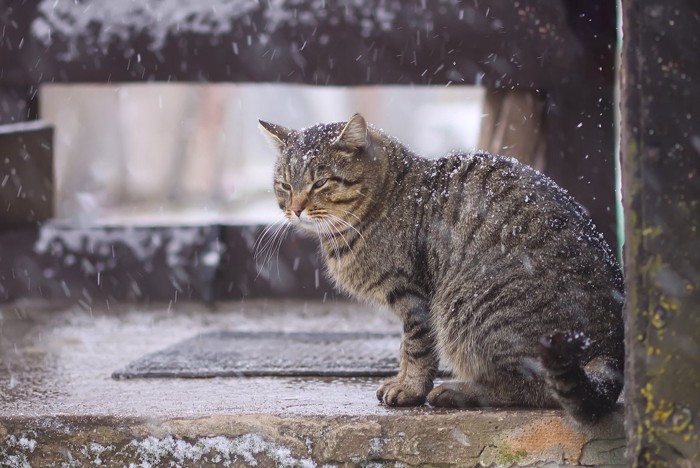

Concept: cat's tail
[[537, 331, 623, 424]]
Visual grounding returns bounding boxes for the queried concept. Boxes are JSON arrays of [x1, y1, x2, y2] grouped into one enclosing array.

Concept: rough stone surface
[[621, 0, 700, 464], [1, 411, 625, 467], [0, 299, 625, 466]]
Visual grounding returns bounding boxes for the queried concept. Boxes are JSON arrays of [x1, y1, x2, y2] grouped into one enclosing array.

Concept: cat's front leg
[[377, 297, 438, 406]]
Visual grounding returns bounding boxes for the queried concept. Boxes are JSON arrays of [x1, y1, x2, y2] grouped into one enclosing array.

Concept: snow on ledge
[[31, 0, 259, 59], [30, 0, 464, 61], [0, 120, 52, 134]]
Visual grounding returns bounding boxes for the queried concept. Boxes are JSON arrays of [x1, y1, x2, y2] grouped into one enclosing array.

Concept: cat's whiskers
[[325, 220, 342, 260], [312, 218, 329, 255], [254, 215, 285, 254], [256, 224, 289, 278], [309, 218, 327, 260], [355, 189, 376, 203], [316, 217, 341, 260], [343, 210, 362, 223], [254, 216, 285, 264], [254, 215, 292, 278], [325, 215, 354, 256], [273, 223, 293, 279], [330, 214, 365, 244]]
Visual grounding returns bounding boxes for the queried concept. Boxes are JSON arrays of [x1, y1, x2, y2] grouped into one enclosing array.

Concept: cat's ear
[[258, 120, 293, 153], [332, 113, 369, 150]]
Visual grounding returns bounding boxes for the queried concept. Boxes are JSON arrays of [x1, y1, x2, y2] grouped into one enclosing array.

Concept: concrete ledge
[[1, 411, 625, 467], [0, 300, 625, 466]]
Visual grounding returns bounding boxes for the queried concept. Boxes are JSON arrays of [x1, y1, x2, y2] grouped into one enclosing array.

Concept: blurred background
[[42, 84, 484, 225]]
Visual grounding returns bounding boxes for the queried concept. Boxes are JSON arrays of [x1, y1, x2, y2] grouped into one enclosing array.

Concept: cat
[[258, 113, 624, 423]]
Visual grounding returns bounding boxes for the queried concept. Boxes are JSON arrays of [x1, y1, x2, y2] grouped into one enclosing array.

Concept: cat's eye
[[279, 182, 292, 191], [312, 178, 328, 189]]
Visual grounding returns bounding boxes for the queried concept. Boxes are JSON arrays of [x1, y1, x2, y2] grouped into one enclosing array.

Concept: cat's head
[[258, 113, 382, 233]]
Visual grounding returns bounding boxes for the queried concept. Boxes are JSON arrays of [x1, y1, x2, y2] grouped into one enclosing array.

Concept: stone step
[[0, 300, 625, 466]]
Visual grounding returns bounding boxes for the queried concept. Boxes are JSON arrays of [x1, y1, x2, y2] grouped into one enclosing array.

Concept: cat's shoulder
[[440, 149, 533, 177], [443, 149, 523, 166], [442, 150, 582, 207]]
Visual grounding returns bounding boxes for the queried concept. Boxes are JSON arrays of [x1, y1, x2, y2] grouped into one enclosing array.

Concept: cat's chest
[[324, 250, 386, 303], [323, 241, 413, 306], [325, 252, 362, 288]]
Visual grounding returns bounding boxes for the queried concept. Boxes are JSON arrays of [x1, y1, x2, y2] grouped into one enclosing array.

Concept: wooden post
[[478, 90, 546, 172], [621, 0, 700, 464], [0, 121, 54, 230]]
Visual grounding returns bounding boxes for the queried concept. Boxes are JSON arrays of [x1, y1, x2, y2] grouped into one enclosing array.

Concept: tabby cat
[[258, 114, 624, 423]]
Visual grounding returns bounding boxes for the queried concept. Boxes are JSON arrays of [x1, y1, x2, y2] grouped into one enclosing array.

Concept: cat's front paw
[[376, 378, 429, 407], [376, 377, 400, 402]]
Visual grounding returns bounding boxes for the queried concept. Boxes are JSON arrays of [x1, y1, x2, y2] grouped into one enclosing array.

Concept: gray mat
[[112, 331, 403, 379]]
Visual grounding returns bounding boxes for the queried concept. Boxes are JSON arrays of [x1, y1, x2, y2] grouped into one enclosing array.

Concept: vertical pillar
[[621, 0, 700, 464]]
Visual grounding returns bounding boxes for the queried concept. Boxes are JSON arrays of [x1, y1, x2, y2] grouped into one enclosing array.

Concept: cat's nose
[[290, 197, 306, 218]]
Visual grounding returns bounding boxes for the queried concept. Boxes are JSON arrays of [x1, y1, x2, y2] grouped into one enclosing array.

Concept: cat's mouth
[[286, 210, 359, 239], [294, 217, 317, 231], [285, 212, 317, 231], [287, 213, 344, 233]]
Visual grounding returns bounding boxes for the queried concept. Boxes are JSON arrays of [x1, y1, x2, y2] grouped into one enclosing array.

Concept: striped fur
[[258, 114, 624, 423]]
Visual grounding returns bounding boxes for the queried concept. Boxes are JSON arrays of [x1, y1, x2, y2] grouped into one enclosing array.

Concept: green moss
[[497, 447, 528, 465]]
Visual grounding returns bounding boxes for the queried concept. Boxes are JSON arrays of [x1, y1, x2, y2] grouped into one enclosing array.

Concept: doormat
[[112, 331, 403, 379]]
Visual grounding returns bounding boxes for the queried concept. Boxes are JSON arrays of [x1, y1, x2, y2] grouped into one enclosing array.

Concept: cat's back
[[421, 151, 623, 371], [423, 151, 617, 273], [380, 149, 622, 297]]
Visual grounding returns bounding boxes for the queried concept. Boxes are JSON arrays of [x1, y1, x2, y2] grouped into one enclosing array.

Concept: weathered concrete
[[1, 411, 625, 467], [0, 300, 625, 466]]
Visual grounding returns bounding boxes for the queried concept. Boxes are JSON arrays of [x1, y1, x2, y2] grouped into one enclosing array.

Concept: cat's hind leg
[[538, 331, 623, 423], [427, 381, 487, 408], [427, 376, 558, 409]]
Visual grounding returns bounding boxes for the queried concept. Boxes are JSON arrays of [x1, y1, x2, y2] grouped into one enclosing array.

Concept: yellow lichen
[[642, 226, 663, 238]]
